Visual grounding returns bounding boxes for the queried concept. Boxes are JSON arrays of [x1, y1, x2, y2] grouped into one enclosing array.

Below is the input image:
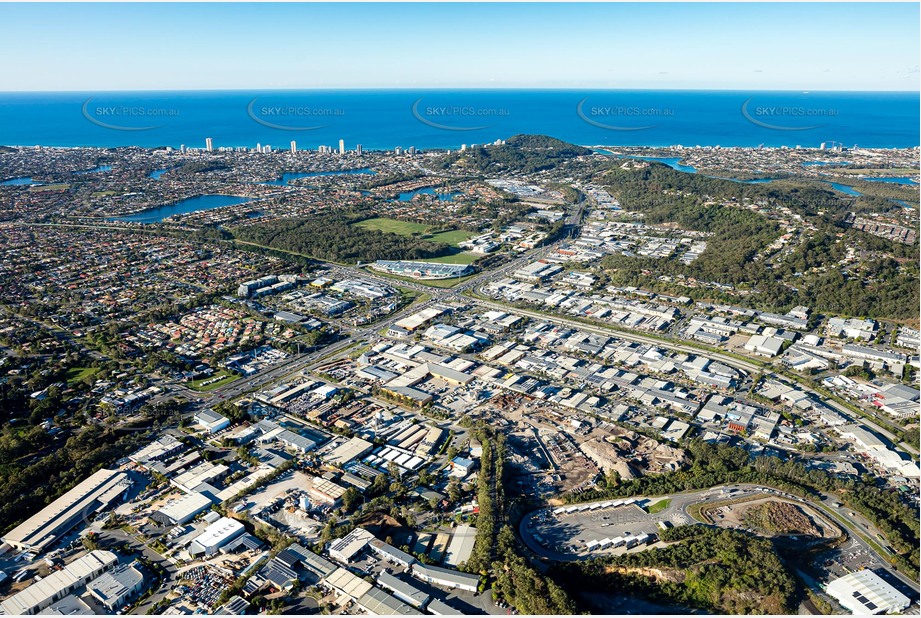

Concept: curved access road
[[519, 483, 920, 595]]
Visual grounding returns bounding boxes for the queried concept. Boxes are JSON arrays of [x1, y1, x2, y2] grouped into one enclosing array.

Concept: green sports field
[[352, 217, 476, 247], [353, 217, 430, 235]]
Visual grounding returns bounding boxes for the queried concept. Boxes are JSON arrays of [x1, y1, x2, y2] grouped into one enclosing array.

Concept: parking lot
[[176, 565, 236, 610], [524, 499, 669, 558], [522, 486, 763, 560]]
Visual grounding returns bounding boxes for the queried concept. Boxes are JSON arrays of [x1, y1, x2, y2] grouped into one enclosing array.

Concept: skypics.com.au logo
[[741, 97, 838, 131], [246, 98, 344, 131], [82, 98, 180, 131], [411, 98, 509, 131], [576, 97, 674, 131]]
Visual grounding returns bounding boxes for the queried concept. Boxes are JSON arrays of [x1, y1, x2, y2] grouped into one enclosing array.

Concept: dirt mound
[[742, 500, 819, 536]]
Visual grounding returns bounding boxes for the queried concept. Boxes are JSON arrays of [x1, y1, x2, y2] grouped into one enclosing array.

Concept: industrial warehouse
[[0, 469, 131, 553], [371, 261, 473, 280], [0, 550, 118, 615]]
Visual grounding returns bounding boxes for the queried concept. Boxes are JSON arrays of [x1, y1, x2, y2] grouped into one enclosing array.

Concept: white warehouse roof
[[190, 517, 244, 552], [826, 570, 910, 615]]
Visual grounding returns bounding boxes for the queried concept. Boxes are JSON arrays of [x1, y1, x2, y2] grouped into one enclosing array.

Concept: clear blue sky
[[1, 3, 918, 91]]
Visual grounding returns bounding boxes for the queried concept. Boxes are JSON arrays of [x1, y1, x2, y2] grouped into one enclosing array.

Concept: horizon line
[[0, 87, 919, 94]]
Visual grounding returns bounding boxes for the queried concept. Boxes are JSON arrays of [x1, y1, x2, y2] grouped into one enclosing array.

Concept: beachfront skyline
[[1, 2, 918, 92]]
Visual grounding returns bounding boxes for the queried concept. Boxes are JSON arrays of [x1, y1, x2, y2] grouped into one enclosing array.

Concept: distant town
[[0, 134, 917, 616]]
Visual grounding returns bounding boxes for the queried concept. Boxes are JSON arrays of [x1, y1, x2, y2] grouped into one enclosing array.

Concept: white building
[[744, 334, 785, 357], [194, 409, 230, 434], [150, 491, 214, 526], [826, 570, 910, 615], [328, 527, 375, 563], [442, 525, 476, 568], [188, 517, 245, 557], [410, 564, 479, 593], [826, 317, 877, 341], [838, 425, 919, 477]]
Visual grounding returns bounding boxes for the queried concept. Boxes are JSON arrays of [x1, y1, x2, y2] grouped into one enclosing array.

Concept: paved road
[[520, 482, 920, 595], [521, 487, 753, 562], [207, 336, 358, 399], [96, 528, 179, 615]]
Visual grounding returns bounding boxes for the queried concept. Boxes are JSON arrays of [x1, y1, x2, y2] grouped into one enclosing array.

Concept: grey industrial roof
[[357, 587, 422, 615], [377, 571, 429, 606], [369, 539, 417, 566]]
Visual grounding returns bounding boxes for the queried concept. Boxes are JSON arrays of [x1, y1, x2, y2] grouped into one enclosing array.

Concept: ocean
[[0, 90, 917, 150]]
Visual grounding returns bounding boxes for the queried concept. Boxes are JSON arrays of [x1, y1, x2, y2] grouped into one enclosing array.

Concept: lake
[[114, 194, 253, 222], [630, 156, 698, 173], [825, 182, 863, 196], [74, 165, 112, 174], [0, 177, 39, 185], [862, 177, 919, 186], [398, 187, 461, 201]]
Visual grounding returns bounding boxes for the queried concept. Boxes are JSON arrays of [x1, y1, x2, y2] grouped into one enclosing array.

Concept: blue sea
[[0, 90, 917, 150]]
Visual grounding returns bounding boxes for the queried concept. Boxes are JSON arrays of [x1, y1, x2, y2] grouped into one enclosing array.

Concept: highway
[[208, 336, 358, 400]]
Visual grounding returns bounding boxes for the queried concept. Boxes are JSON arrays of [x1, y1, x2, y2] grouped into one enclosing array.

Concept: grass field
[[188, 370, 239, 392], [426, 229, 476, 245], [66, 366, 100, 385], [353, 218, 475, 247], [353, 217, 430, 236], [646, 498, 672, 514]]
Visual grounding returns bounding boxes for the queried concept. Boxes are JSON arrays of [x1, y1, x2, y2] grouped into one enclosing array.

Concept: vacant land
[[646, 498, 672, 514], [66, 366, 100, 385], [742, 500, 820, 536]]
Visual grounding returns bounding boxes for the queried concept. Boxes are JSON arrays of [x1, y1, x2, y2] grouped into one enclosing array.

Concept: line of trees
[[461, 422, 577, 614]]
